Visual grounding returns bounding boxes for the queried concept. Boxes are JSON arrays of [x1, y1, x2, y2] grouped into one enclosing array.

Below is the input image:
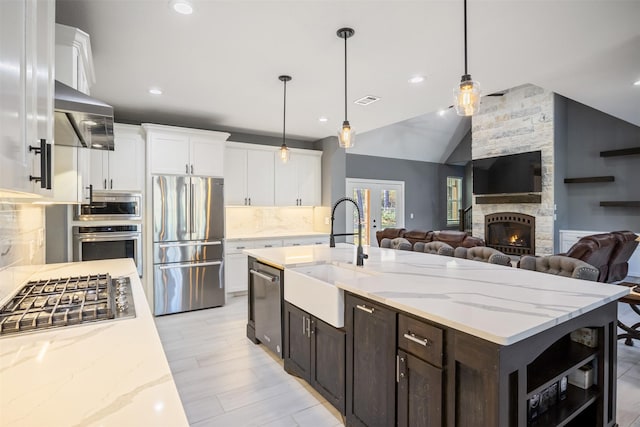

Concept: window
[[447, 177, 462, 226]]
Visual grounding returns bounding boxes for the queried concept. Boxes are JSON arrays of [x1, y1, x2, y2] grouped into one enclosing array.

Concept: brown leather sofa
[[375, 228, 485, 249], [562, 231, 638, 283]]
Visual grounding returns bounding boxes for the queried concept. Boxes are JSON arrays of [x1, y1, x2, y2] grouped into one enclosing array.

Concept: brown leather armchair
[[607, 231, 639, 282], [563, 233, 618, 282]]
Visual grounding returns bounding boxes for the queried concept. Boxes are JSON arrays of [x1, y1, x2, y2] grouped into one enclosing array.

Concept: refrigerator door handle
[[159, 260, 223, 270], [190, 182, 195, 240], [158, 241, 222, 248]]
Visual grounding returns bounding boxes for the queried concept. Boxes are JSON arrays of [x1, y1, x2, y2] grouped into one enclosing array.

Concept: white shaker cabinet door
[[224, 147, 248, 205], [190, 136, 224, 177], [88, 149, 107, 189], [246, 149, 274, 206], [109, 124, 144, 191], [274, 155, 298, 206], [296, 152, 321, 206], [149, 133, 191, 175]]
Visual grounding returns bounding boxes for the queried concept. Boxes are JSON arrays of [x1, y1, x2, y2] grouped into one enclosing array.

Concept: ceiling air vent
[[354, 95, 380, 106]]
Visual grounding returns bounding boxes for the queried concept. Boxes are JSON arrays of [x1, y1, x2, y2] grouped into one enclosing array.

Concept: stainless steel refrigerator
[[152, 175, 225, 315]]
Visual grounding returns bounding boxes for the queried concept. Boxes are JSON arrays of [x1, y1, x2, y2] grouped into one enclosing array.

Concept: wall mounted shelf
[[564, 176, 614, 184], [599, 201, 640, 207], [475, 194, 541, 204], [599, 146, 640, 157]]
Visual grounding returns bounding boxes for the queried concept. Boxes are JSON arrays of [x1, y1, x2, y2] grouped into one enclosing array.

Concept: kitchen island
[[244, 244, 630, 427], [0, 259, 188, 427]]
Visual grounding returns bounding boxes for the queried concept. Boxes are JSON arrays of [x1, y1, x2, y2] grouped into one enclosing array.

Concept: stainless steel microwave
[[74, 191, 142, 221]]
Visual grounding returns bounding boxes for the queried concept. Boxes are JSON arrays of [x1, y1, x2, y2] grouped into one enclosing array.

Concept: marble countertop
[[243, 244, 630, 345], [227, 231, 328, 240], [0, 259, 188, 427]]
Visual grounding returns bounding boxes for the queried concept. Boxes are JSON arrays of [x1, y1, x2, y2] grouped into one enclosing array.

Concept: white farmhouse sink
[[285, 263, 374, 328]]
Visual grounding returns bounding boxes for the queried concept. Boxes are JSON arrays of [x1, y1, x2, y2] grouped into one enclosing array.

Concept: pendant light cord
[[463, 0, 468, 75], [344, 34, 348, 121], [282, 79, 287, 144]]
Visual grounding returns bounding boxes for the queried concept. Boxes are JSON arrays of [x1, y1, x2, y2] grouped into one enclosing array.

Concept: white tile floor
[[155, 294, 640, 427]]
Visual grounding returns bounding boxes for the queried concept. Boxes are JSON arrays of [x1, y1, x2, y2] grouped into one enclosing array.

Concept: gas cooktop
[[0, 273, 135, 337]]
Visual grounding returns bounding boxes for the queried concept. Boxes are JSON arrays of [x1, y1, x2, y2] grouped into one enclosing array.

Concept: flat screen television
[[473, 150, 542, 195]]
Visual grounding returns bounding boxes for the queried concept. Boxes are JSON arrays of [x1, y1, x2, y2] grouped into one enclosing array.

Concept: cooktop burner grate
[[0, 273, 135, 337]]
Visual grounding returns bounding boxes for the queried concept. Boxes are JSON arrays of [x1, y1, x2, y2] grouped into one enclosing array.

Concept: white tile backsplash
[[0, 203, 45, 271]]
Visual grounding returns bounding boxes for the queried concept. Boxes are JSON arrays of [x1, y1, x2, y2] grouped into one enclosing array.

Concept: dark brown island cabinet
[[345, 292, 619, 427], [283, 302, 346, 413]]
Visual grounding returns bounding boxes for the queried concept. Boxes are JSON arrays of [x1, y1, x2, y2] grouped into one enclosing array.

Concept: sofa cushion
[[432, 230, 467, 247]]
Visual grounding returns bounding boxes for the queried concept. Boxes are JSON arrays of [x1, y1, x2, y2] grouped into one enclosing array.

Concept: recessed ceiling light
[[408, 76, 425, 84], [318, 116, 328, 123], [92, 143, 103, 148], [170, 0, 193, 15], [634, 80, 640, 86], [149, 88, 163, 95]]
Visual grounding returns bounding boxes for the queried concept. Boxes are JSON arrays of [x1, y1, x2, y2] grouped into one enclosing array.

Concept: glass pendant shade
[[338, 120, 355, 148], [279, 143, 290, 163], [454, 74, 481, 116]]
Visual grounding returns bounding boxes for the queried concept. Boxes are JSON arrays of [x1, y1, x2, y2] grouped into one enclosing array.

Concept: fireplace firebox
[[485, 213, 535, 255]]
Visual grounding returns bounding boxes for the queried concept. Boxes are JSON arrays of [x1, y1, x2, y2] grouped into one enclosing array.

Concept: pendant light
[[278, 75, 291, 163], [453, 0, 481, 116], [337, 27, 355, 148]]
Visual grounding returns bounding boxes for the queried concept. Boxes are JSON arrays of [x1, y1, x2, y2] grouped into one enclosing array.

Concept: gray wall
[[561, 98, 640, 231], [553, 95, 569, 252], [345, 154, 464, 231], [317, 136, 347, 240]]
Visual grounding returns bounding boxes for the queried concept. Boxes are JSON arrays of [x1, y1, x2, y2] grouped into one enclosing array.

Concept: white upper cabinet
[[224, 142, 274, 206], [55, 23, 94, 95], [145, 124, 229, 177], [274, 150, 321, 206], [0, 0, 55, 197], [89, 124, 144, 191]]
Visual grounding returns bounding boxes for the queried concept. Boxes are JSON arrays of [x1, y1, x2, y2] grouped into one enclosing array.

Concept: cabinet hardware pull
[[302, 316, 306, 335], [306, 317, 311, 338], [396, 355, 400, 382], [403, 332, 431, 347], [191, 164, 194, 174], [249, 269, 279, 282], [110, 179, 113, 189], [248, 197, 251, 205], [186, 164, 189, 174], [104, 179, 107, 189], [236, 246, 245, 249], [356, 304, 374, 314], [29, 139, 50, 188]]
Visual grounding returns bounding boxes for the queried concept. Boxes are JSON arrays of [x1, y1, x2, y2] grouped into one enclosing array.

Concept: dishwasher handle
[[249, 269, 279, 283]]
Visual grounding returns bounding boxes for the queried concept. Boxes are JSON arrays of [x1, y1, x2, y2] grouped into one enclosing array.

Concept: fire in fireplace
[[485, 213, 535, 255]]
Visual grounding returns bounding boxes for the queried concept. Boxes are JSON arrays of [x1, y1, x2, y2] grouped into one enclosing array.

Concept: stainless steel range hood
[[54, 80, 114, 151]]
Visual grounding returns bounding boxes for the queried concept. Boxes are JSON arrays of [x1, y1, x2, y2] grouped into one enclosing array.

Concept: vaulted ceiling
[[56, 0, 640, 152]]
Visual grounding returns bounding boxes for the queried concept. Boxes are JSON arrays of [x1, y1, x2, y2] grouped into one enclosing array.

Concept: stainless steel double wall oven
[[72, 191, 143, 276]]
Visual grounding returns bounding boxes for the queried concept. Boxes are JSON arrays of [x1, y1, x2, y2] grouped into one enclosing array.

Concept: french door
[[345, 179, 405, 247]]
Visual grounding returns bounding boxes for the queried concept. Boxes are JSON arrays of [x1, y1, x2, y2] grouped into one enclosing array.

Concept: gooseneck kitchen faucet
[[329, 197, 368, 266]]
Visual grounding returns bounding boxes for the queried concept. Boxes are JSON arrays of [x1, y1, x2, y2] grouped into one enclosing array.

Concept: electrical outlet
[[324, 217, 330, 225], [410, 213, 414, 219]]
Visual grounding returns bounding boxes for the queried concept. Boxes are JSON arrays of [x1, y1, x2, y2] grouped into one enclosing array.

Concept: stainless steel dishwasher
[[250, 260, 283, 357]]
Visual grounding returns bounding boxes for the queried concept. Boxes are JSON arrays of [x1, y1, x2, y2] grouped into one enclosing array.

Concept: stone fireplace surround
[[471, 84, 555, 256]]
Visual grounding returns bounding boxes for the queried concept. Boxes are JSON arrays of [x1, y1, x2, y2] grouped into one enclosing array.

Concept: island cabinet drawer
[[397, 314, 443, 368]]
